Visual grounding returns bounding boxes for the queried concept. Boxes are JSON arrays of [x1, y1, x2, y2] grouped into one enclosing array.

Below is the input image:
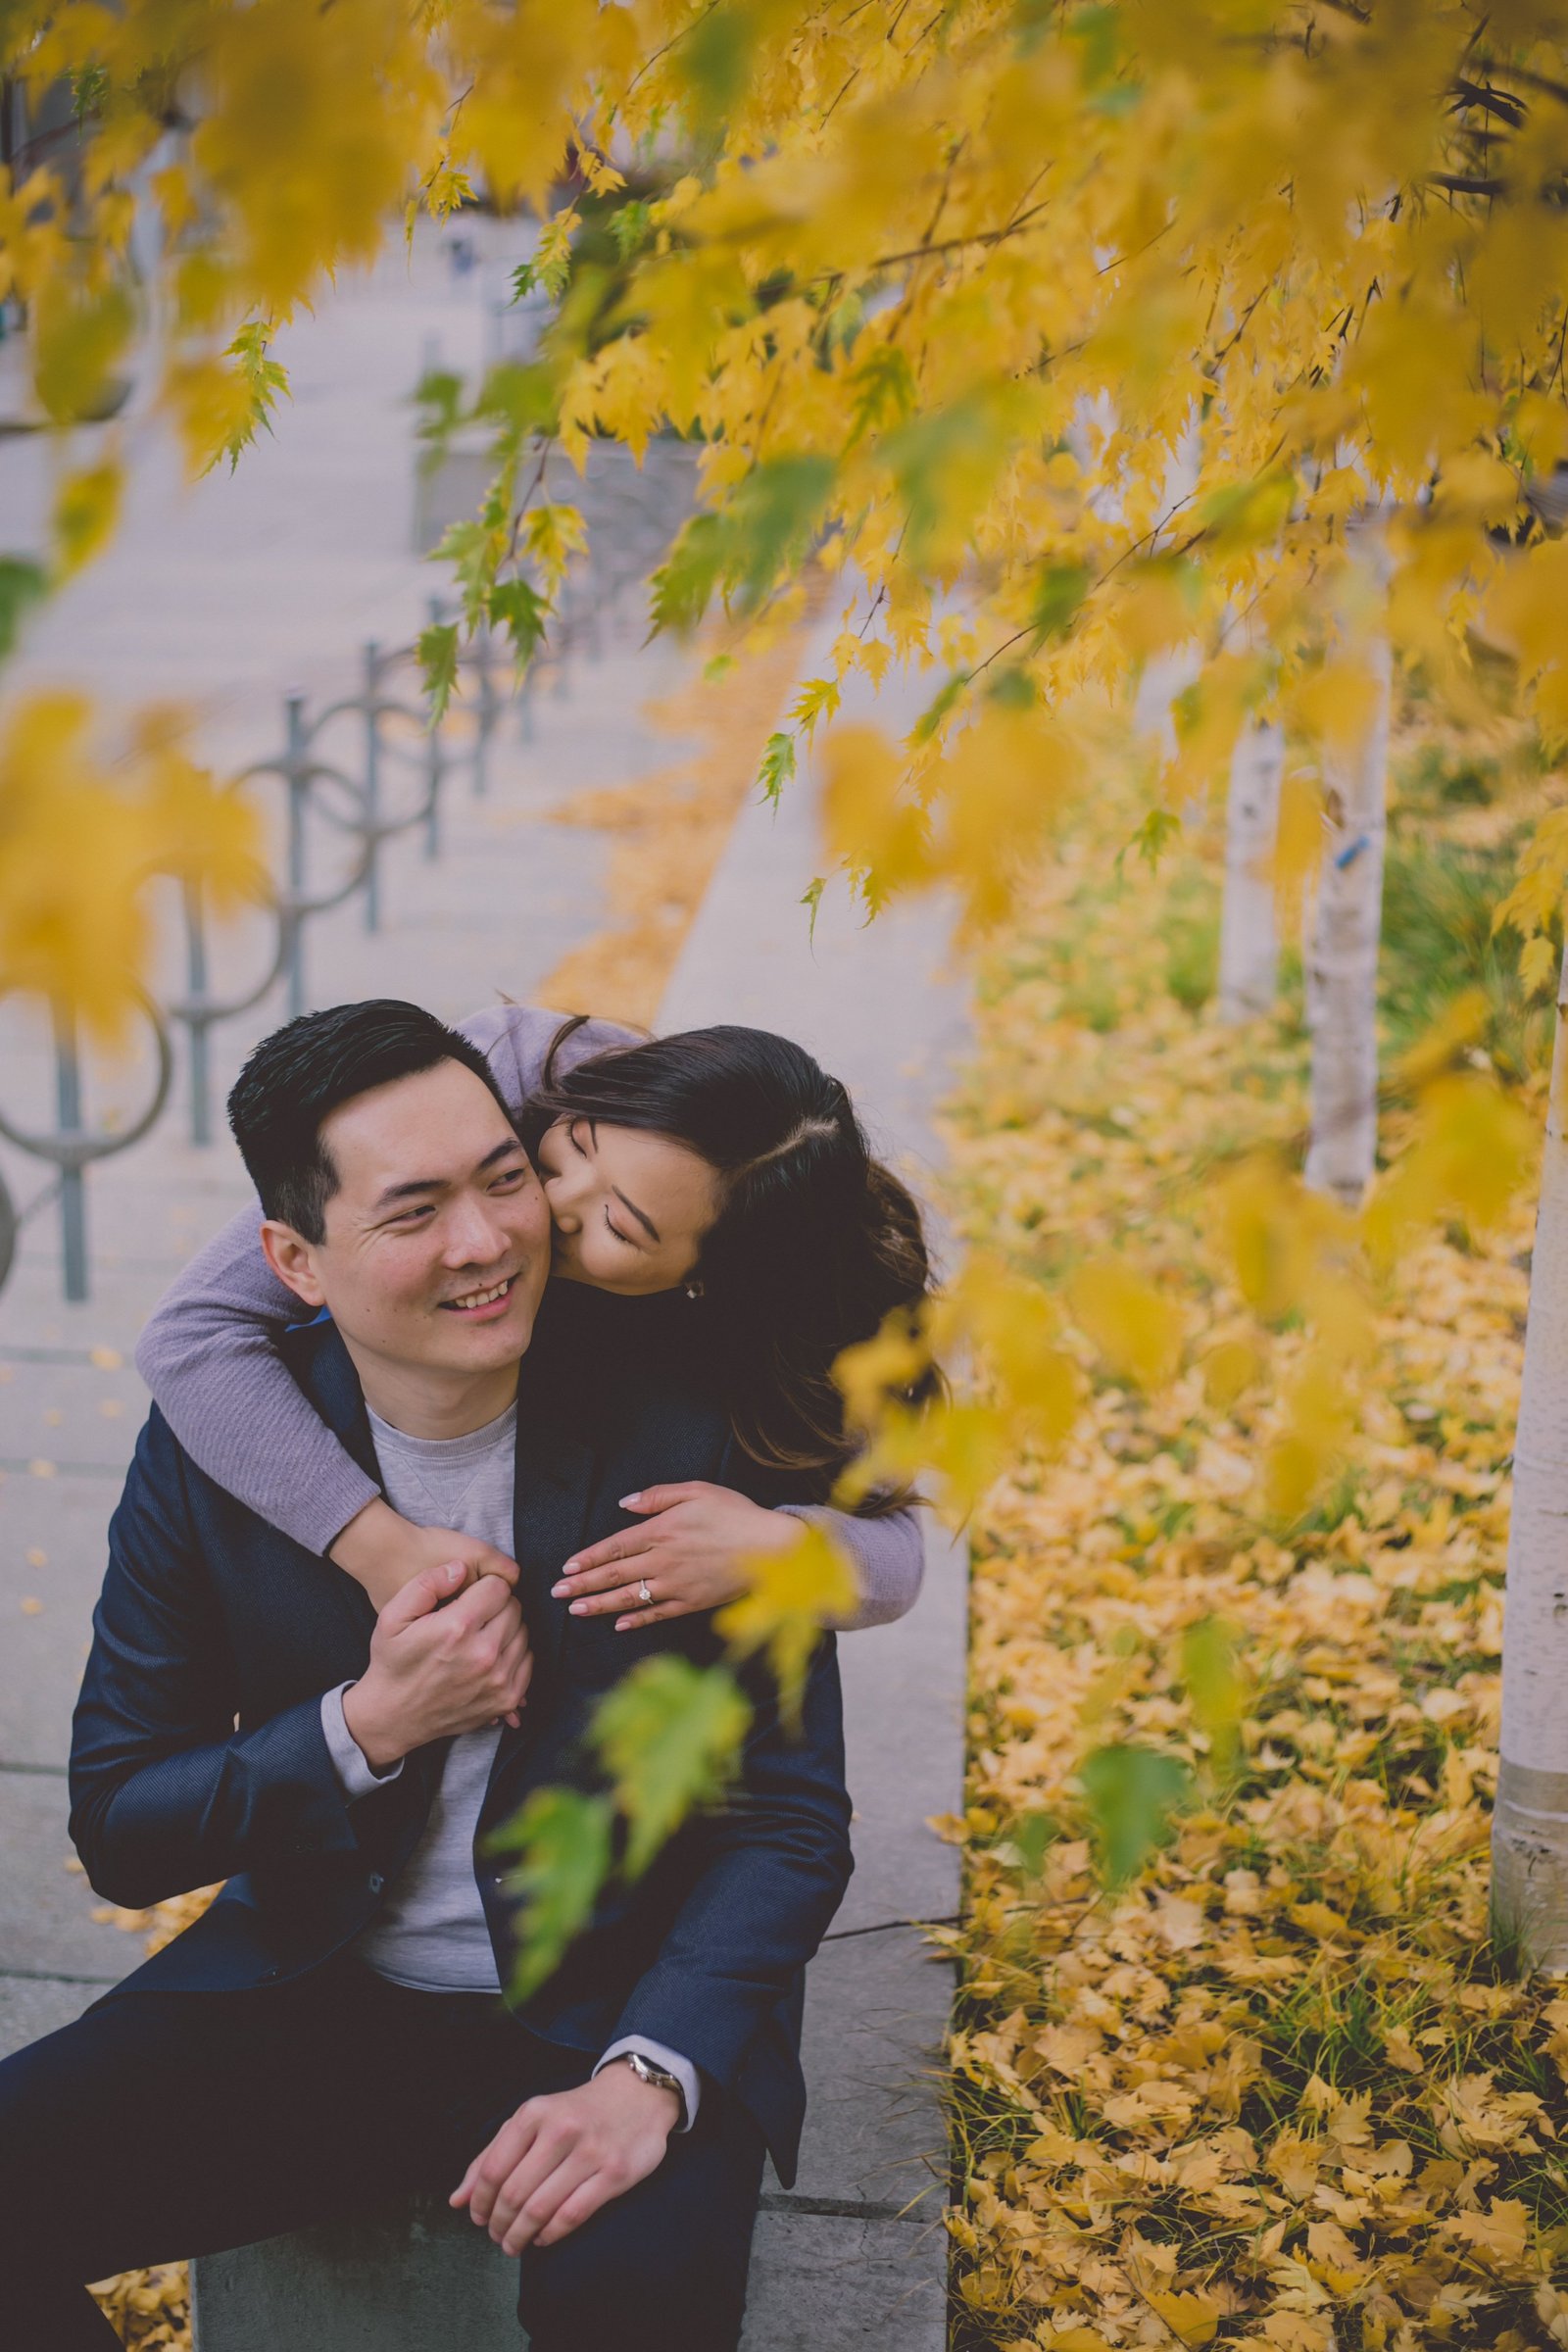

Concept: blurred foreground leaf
[[495, 1788, 613, 2002], [592, 1655, 751, 1878], [1079, 1743, 1194, 1888]]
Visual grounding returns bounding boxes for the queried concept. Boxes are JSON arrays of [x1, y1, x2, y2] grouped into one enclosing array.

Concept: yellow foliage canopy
[[5, 1, 1568, 936]]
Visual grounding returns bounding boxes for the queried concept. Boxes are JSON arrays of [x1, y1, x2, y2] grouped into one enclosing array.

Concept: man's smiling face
[[266, 1058, 551, 1396]]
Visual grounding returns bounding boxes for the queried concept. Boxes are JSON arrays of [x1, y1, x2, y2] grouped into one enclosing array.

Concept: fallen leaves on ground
[[940, 731, 1568, 2349]]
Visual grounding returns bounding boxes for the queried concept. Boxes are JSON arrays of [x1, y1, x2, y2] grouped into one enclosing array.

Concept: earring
[[684, 1280, 704, 1300]]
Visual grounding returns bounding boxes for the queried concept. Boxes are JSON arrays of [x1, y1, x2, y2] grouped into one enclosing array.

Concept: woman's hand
[[551, 1483, 801, 1631], [329, 1495, 519, 1614]]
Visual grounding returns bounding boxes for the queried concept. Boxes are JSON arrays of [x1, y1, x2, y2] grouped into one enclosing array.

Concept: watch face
[[624, 2053, 684, 2118]]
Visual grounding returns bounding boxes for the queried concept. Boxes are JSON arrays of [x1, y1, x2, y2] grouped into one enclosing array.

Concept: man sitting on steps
[[0, 999, 854, 2352]]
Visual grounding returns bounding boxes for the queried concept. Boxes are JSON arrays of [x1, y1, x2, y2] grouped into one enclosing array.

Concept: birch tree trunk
[[1217, 719, 1284, 1024], [1302, 629, 1392, 1207], [1494, 937, 1568, 1973]]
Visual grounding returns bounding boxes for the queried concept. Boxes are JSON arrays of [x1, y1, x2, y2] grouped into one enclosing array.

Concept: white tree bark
[[1494, 937, 1568, 1974], [1217, 720, 1284, 1024], [1303, 629, 1392, 1207]]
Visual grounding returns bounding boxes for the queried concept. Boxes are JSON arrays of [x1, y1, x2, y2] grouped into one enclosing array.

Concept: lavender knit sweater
[[133, 1003, 924, 1632]]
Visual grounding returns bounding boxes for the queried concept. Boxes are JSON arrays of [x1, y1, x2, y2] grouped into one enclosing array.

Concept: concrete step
[[0, 1771, 133, 1984]]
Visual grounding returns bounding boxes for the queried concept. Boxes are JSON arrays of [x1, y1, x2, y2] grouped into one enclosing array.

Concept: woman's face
[[535, 1115, 720, 1296]]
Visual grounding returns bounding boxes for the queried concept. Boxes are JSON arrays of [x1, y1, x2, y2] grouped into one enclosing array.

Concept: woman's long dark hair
[[519, 1019, 940, 1504]]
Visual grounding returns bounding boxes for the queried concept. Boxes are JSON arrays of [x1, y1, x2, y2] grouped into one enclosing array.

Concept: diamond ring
[[638, 1579, 654, 1606]]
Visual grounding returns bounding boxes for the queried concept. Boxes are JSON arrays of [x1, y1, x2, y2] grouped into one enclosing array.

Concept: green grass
[[1379, 826, 1554, 1082]]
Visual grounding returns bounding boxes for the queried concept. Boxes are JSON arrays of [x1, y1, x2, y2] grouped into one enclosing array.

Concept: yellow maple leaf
[[1147, 2289, 1221, 2348], [820, 723, 933, 902], [1067, 1258, 1183, 1392], [716, 1521, 858, 1721]]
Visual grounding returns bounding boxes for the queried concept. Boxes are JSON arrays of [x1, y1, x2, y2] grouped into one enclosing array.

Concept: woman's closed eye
[[604, 1204, 638, 1248]]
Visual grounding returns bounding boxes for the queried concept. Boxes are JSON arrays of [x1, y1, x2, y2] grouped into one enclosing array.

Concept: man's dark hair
[[227, 1001, 512, 1242]]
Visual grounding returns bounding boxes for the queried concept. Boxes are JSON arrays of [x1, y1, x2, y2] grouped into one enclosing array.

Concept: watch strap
[[617, 2048, 687, 2127]]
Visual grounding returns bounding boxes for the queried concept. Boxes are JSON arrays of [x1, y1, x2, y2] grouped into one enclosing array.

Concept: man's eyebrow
[[371, 1139, 523, 1211], [371, 1175, 443, 1210]]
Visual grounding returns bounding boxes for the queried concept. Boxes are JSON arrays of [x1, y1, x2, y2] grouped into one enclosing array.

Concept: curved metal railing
[[0, 432, 701, 1305]]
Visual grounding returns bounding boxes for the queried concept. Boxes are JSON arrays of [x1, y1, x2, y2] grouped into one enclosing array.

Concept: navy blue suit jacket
[[69, 1286, 854, 2181]]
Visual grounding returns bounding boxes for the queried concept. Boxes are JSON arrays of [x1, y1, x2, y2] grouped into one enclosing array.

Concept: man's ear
[[260, 1219, 327, 1311]]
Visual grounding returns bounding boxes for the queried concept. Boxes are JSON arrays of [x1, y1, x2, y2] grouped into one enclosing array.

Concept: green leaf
[[1180, 1615, 1245, 1777], [494, 1788, 613, 2000], [801, 873, 827, 944], [0, 557, 48, 662], [488, 579, 550, 673], [822, 291, 865, 356], [433, 514, 508, 631], [512, 214, 575, 304], [591, 1657, 751, 1879], [1114, 807, 1182, 879], [476, 362, 560, 438], [417, 620, 460, 722], [608, 199, 654, 262], [910, 672, 969, 745], [883, 389, 1016, 564], [677, 5, 758, 127], [71, 61, 109, 123], [987, 665, 1038, 710], [1079, 1742, 1193, 1887], [413, 367, 468, 474], [649, 512, 726, 636], [651, 458, 836, 634], [1029, 561, 1091, 644], [725, 455, 836, 607], [994, 1809, 1056, 1878], [1068, 3, 1121, 89], [758, 729, 797, 805], [847, 345, 918, 449]]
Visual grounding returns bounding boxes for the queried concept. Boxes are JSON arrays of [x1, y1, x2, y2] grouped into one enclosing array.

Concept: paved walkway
[[659, 648, 970, 2346], [0, 231, 969, 2347]]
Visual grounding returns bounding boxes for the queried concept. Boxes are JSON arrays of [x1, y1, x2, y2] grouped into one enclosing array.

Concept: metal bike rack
[[0, 994, 174, 1302]]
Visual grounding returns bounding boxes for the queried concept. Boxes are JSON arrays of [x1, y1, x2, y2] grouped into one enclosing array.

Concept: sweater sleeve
[[457, 1003, 642, 1116], [774, 1499, 926, 1632], [132, 1202, 379, 1557]]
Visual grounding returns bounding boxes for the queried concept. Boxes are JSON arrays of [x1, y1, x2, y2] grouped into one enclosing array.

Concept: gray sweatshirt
[[133, 1002, 924, 1631]]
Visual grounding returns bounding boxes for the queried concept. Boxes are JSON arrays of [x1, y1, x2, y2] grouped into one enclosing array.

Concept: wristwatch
[[614, 2049, 687, 2127]]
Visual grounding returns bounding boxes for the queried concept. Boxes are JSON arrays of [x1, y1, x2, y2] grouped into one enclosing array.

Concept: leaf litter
[[939, 723, 1568, 2349]]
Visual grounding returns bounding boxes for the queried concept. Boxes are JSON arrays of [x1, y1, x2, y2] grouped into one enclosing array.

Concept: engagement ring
[[638, 1579, 654, 1606]]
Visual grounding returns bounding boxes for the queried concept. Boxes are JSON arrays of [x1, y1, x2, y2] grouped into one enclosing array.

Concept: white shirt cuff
[[594, 2038, 700, 2132], [320, 1682, 405, 1800]]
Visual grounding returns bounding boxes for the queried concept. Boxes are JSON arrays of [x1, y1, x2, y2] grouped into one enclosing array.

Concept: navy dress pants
[[0, 1954, 765, 2351]]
